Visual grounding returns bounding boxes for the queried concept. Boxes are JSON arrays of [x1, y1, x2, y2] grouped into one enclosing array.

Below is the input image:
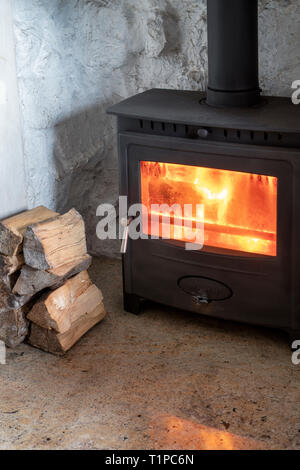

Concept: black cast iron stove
[[108, 0, 300, 341]]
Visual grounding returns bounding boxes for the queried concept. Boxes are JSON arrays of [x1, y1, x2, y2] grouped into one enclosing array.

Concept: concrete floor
[[0, 256, 299, 450]]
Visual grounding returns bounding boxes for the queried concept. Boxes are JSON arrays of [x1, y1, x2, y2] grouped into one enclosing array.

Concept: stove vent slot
[[132, 120, 299, 147], [137, 119, 189, 136], [211, 128, 289, 145]]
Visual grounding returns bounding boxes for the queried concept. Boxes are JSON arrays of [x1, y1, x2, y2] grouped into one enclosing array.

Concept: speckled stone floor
[[0, 256, 299, 450]]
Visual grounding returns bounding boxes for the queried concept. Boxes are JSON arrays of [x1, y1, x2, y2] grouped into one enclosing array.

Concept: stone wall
[[11, 0, 300, 256]]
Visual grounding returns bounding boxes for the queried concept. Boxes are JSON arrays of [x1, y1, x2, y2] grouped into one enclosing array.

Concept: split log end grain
[[28, 301, 106, 355], [27, 270, 93, 332], [0, 206, 58, 257], [23, 208, 88, 275]]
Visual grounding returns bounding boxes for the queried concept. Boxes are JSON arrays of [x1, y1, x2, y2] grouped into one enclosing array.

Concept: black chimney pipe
[[206, 0, 261, 107]]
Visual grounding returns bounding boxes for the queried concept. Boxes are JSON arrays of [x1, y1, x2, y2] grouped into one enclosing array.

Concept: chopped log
[[0, 281, 35, 316], [13, 266, 59, 297], [13, 254, 92, 298], [0, 306, 29, 348], [0, 282, 27, 311], [0, 206, 58, 257], [24, 209, 88, 277], [0, 272, 19, 292], [8, 292, 38, 310], [0, 284, 11, 312], [0, 253, 24, 276], [27, 271, 96, 333], [0, 254, 24, 291], [28, 277, 102, 333], [28, 300, 106, 355]]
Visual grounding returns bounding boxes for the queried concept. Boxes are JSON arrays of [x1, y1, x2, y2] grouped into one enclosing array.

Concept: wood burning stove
[[108, 0, 300, 341]]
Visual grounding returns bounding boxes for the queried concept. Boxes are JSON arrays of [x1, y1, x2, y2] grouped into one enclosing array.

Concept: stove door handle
[[120, 217, 134, 254]]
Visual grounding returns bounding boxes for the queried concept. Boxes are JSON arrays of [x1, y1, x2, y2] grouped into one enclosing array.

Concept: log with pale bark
[[0, 254, 24, 291], [0, 253, 24, 276], [24, 209, 88, 277], [0, 282, 12, 312], [0, 278, 34, 347], [0, 272, 18, 292], [0, 206, 58, 257], [0, 296, 32, 347], [28, 292, 106, 355], [13, 254, 92, 298], [0, 278, 32, 311], [0, 307, 29, 348]]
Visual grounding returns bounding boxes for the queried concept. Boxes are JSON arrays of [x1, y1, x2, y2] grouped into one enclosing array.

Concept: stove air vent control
[[178, 275, 232, 303], [197, 128, 210, 138]]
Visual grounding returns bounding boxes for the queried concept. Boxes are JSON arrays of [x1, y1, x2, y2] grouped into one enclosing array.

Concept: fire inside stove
[[140, 161, 277, 256]]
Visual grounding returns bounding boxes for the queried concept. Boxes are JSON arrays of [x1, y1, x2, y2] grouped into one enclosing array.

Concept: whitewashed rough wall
[[0, 0, 26, 219], [11, 0, 300, 256]]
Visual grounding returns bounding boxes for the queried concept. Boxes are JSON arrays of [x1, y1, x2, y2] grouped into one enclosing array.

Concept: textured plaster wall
[[0, 0, 26, 219], [11, 0, 300, 256]]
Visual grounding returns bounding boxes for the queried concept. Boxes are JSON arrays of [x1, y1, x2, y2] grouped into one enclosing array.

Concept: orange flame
[[141, 161, 277, 256]]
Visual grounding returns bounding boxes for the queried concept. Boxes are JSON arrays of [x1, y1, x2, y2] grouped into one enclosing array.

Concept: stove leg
[[123, 292, 141, 315]]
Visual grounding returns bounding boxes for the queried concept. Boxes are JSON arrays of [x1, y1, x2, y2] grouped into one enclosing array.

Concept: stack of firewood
[[0, 207, 106, 355]]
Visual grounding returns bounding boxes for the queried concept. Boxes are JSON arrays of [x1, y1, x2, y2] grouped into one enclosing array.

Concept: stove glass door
[[140, 161, 277, 256]]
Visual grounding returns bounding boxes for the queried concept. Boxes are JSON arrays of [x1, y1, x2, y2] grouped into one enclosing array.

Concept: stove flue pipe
[[206, 0, 261, 107]]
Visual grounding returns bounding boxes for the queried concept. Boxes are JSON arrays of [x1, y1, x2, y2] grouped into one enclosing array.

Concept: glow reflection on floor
[[150, 415, 265, 450]]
